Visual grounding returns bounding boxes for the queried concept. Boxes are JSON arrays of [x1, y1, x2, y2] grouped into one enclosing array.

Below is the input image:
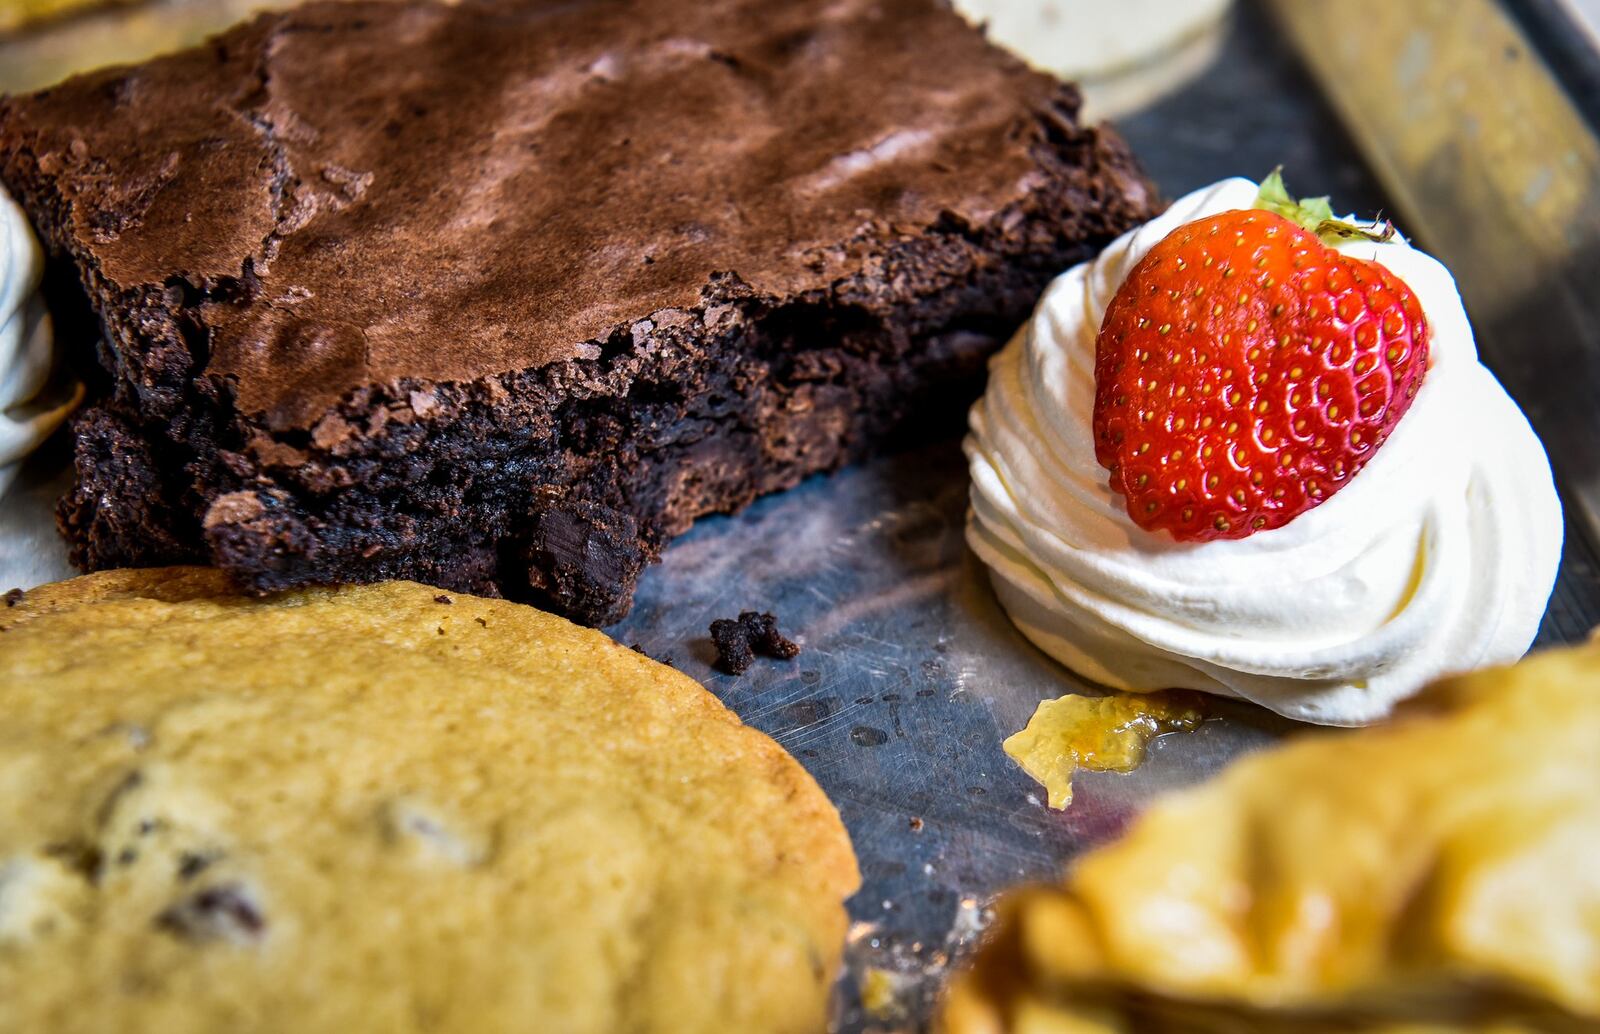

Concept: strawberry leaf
[[1252, 167, 1393, 245], [1254, 167, 1332, 231]]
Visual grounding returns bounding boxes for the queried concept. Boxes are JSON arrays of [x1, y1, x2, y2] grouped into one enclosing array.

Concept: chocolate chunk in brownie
[[711, 611, 801, 676], [0, 0, 1158, 624]]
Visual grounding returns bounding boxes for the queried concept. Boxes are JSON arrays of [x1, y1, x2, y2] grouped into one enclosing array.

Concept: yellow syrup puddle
[[859, 967, 910, 1021], [1004, 690, 1209, 809]]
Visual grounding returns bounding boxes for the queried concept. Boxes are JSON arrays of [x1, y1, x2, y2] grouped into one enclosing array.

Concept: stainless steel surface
[[3, 2, 1599, 1031], [612, 440, 1600, 1032], [610, 440, 1299, 1031]]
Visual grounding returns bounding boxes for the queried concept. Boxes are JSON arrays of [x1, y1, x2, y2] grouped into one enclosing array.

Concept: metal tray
[[4, 2, 1600, 1031], [617, 5, 1600, 1028]]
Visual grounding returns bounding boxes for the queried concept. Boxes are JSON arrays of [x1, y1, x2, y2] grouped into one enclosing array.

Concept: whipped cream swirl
[[0, 184, 79, 498], [966, 178, 1563, 724]]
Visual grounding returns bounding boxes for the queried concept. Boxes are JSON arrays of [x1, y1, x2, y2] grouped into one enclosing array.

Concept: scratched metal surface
[[2, 2, 1599, 1031], [610, 442, 1600, 1031], [609, 4, 1600, 1030]]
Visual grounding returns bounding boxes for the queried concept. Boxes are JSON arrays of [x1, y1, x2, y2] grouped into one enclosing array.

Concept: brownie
[[0, 0, 1157, 624]]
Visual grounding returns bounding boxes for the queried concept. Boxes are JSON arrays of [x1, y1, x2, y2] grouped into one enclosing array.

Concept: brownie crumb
[[3, 588, 22, 607], [433, 594, 453, 605], [710, 611, 800, 675]]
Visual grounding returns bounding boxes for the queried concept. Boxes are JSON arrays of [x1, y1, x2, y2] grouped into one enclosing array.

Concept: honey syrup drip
[[1004, 691, 1208, 809]]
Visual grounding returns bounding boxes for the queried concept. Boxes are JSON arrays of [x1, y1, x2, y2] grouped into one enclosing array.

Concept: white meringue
[[965, 178, 1563, 724]]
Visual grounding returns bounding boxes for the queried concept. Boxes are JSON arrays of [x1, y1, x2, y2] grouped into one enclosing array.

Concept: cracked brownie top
[[0, 0, 1113, 430]]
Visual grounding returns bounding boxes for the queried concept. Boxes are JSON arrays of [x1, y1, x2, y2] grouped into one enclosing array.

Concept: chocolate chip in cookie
[[156, 883, 265, 944]]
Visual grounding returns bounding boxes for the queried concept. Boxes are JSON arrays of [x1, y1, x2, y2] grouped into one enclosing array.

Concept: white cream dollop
[[0, 184, 78, 498], [965, 178, 1563, 724]]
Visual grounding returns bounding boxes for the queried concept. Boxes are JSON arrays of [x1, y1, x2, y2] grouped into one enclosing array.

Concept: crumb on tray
[[710, 611, 800, 675]]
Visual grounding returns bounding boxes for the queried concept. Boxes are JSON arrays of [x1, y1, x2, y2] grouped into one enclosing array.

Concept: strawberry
[[1092, 171, 1429, 542]]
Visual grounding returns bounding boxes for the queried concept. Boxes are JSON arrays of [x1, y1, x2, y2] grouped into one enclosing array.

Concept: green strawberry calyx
[[1252, 167, 1395, 246]]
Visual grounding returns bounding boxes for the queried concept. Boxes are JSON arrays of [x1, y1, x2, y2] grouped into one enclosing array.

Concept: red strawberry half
[[1092, 173, 1430, 542]]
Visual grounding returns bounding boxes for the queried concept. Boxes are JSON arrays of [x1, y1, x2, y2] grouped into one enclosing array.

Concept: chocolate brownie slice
[[0, 0, 1156, 624]]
